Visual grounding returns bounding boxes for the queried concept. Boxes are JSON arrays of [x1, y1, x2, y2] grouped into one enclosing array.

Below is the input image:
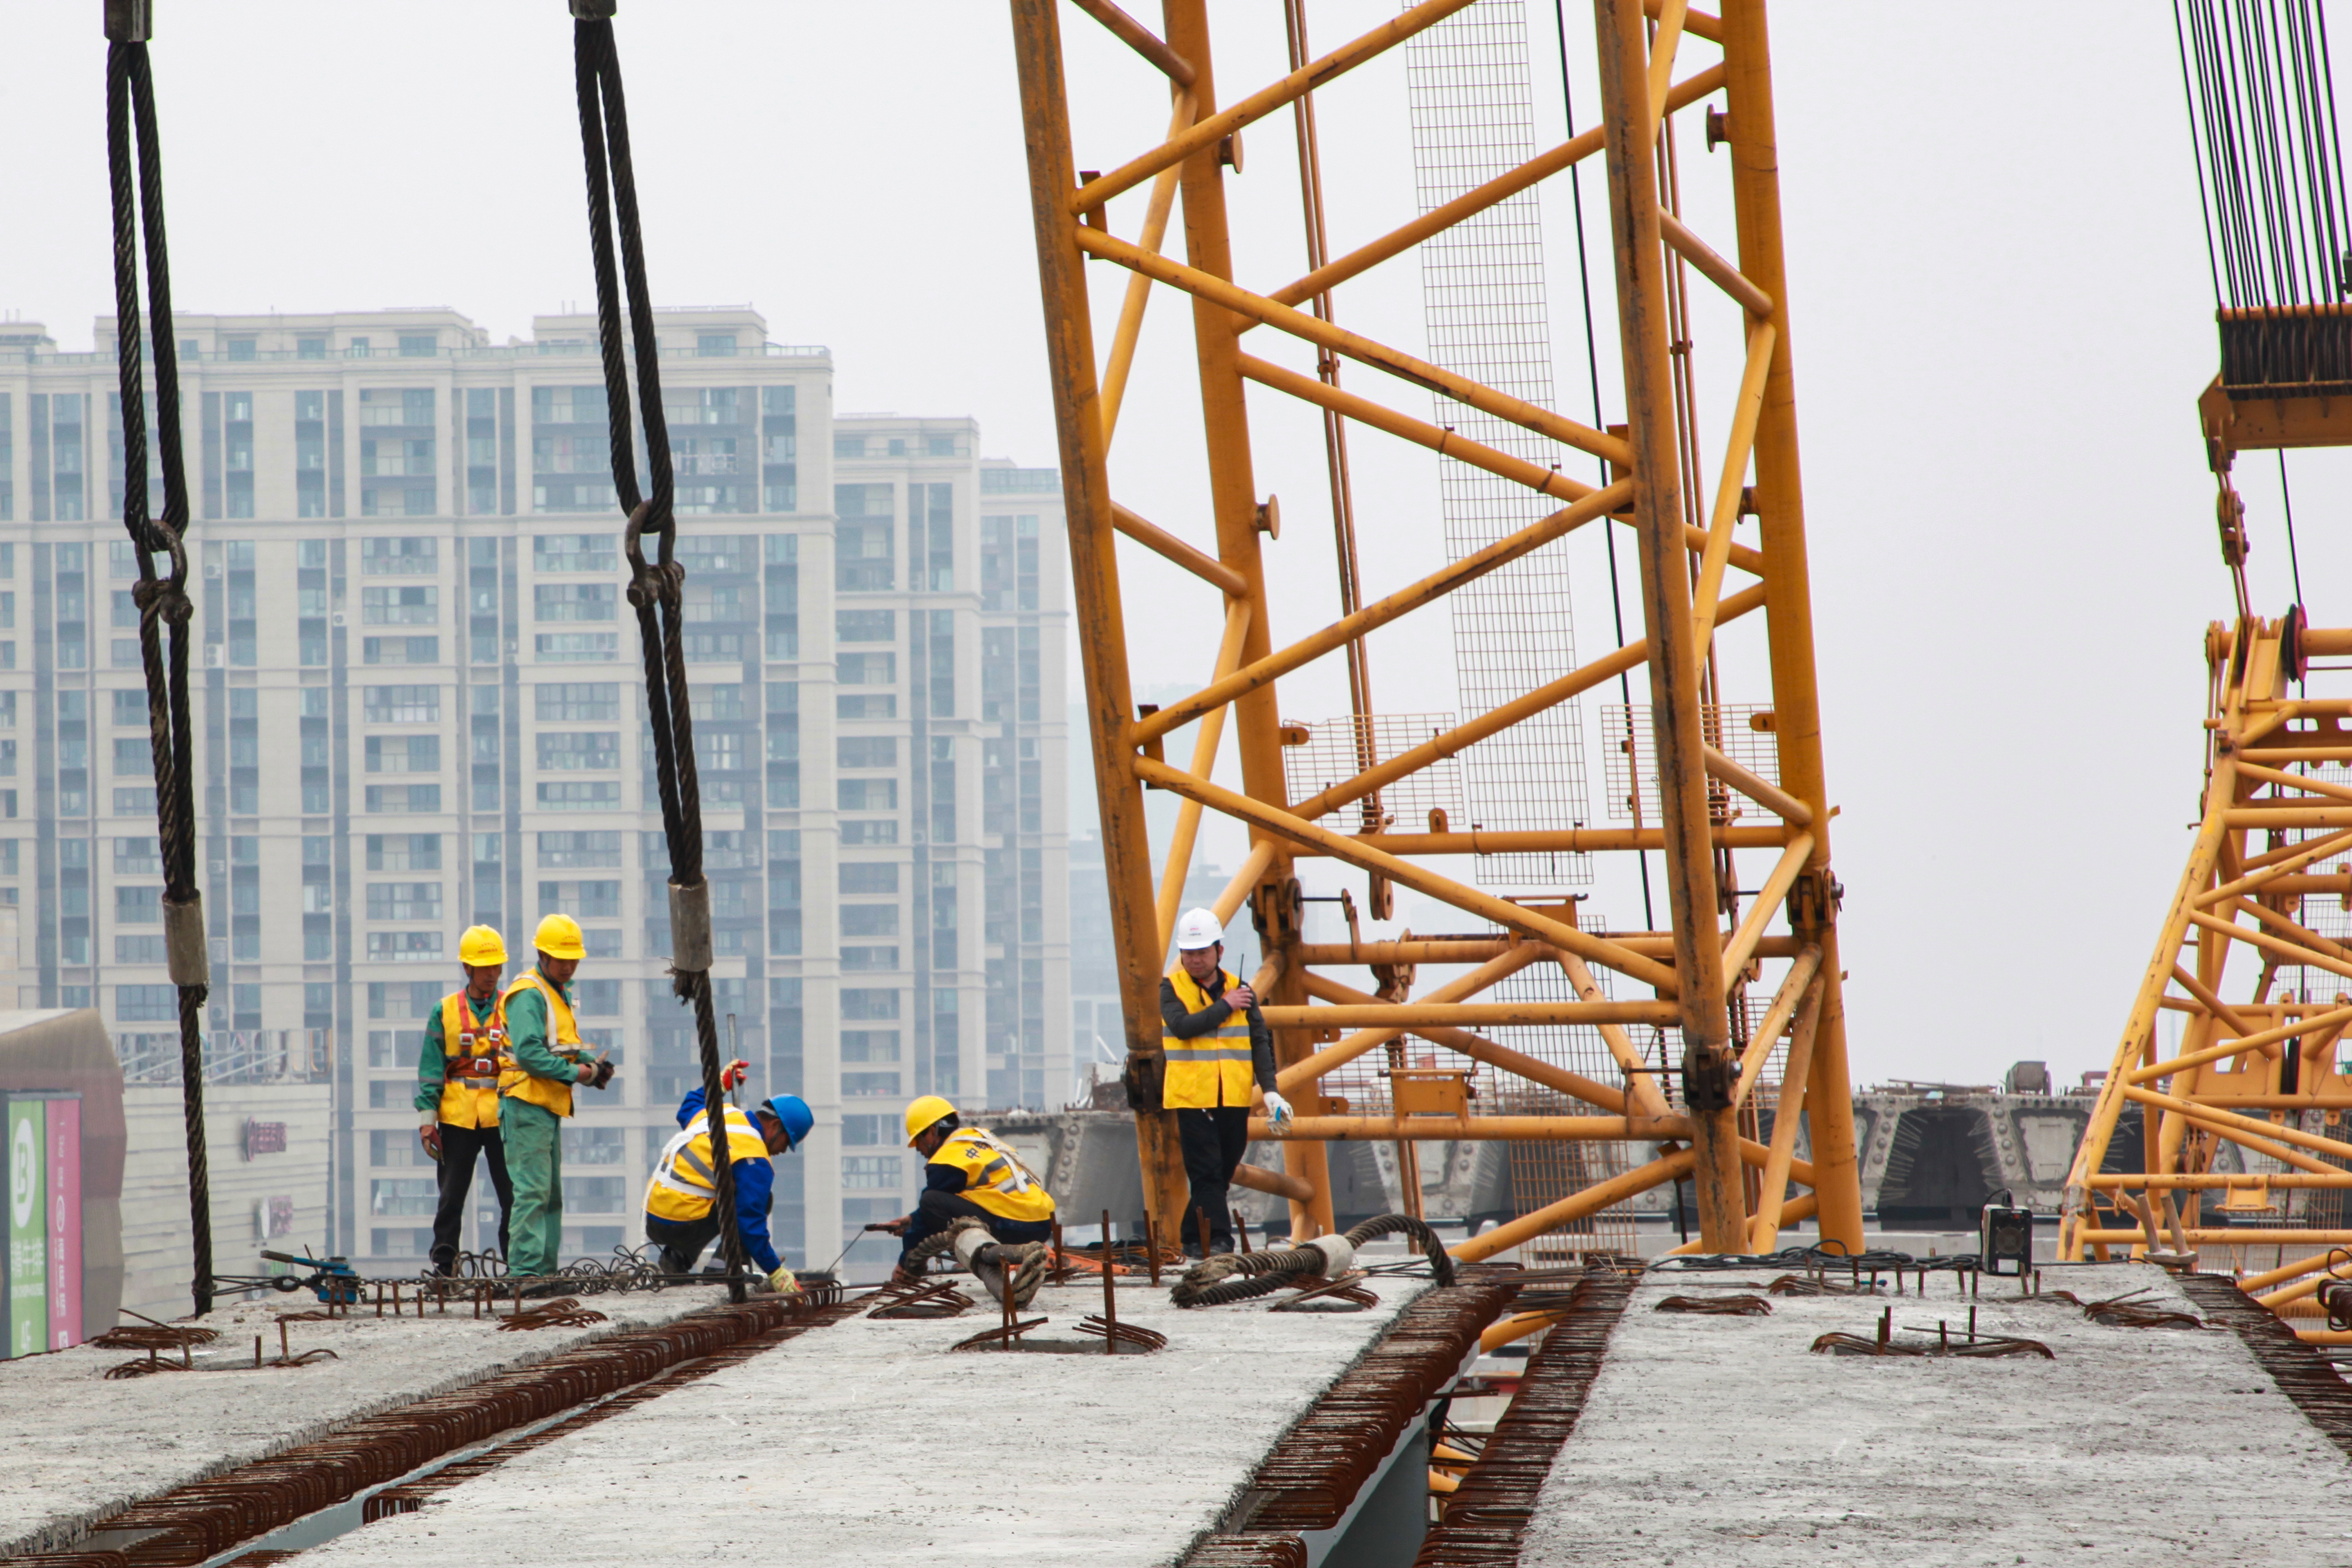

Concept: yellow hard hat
[[903, 1094, 957, 1147], [534, 912, 587, 962], [458, 925, 507, 968]]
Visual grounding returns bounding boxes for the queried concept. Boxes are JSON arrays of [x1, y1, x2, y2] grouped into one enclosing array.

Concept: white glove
[[1263, 1089, 1293, 1128]]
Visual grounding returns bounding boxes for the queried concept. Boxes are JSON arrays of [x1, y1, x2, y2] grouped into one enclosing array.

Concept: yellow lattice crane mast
[[1009, 0, 1861, 1258], [2060, 2, 2352, 1334]]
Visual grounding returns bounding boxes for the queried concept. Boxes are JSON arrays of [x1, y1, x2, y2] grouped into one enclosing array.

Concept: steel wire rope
[[2277, 0, 2333, 301], [2178, 0, 2233, 308], [1551, 0, 1654, 931], [569, 2, 747, 1304], [105, 7, 213, 1319]]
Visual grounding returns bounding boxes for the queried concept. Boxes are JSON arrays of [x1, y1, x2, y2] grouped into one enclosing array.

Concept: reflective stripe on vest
[[1162, 965, 1257, 1110], [644, 1104, 769, 1223], [435, 990, 509, 1131], [929, 1128, 1055, 1223], [497, 969, 584, 1119]]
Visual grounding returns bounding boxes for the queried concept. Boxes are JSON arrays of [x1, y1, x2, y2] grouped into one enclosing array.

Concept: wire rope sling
[[569, 1, 750, 1303], [104, 0, 216, 1318]]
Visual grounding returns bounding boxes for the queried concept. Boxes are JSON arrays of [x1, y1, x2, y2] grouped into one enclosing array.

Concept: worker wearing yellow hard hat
[[414, 925, 516, 1276], [882, 1095, 1055, 1299], [498, 912, 615, 1284]]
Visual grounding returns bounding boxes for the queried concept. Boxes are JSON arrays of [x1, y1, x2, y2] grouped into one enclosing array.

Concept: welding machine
[[1979, 1191, 2034, 1277]]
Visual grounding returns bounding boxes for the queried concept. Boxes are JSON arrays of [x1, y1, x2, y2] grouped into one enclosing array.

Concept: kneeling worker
[[1164, 907, 1291, 1256], [416, 925, 515, 1276], [889, 1095, 1055, 1291], [644, 1067, 812, 1295]]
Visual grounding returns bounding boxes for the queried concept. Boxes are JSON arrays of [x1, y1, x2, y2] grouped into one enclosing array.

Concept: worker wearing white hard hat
[[1161, 907, 1289, 1256]]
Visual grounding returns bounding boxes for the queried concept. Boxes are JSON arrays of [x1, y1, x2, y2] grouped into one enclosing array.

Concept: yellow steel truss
[[2061, 612, 2352, 1337], [1008, 0, 1861, 1257]]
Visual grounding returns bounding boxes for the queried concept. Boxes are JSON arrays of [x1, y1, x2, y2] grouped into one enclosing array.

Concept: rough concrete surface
[[291, 1278, 1426, 1567], [1519, 1264, 2352, 1566], [0, 1284, 734, 1556]]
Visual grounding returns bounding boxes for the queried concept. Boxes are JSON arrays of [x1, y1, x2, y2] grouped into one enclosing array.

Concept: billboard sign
[[48, 1098, 81, 1348], [7, 1099, 46, 1358]]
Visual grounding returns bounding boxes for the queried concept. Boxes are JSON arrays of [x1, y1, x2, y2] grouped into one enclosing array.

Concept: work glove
[[418, 1119, 443, 1161], [720, 1059, 751, 1092], [761, 1265, 800, 1296], [577, 1058, 616, 1090], [1263, 1089, 1294, 1128]]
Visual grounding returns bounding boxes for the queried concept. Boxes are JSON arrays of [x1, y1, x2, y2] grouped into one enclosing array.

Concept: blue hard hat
[[764, 1094, 814, 1152]]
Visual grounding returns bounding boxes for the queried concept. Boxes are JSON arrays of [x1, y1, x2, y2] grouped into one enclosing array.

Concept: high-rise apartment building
[[0, 305, 1068, 1272]]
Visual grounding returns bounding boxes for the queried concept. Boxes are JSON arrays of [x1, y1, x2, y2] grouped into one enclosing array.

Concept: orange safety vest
[[498, 970, 587, 1119], [435, 990, 509, 1130], [1162, 966, 1256, 1110]]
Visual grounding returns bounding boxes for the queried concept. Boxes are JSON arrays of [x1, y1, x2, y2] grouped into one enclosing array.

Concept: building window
[[841, 1155, 901, 1188], [117, 983, 177, 1021], [363, 784, 443, 813], [537, 732, 619, 770], [367, 930, 445, 963], [364, 734, 441, 774], [363, 684, 440, 723], [835, 483, 894, 591], [363, 585, 438, 624], [536, 632, 618, 662], [538, 781, 622, 810], [365, 882, 443, 921], [399, 333, 437, 357], [532, 534, 619, 573]]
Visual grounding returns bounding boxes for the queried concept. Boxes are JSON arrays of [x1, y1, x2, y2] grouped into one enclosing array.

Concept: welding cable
[[570, 2, 746, 1304], [105, 6, 212, 1320], [1170, 1213, 1450, 1306], [1341, 1214, 1457, 1287]]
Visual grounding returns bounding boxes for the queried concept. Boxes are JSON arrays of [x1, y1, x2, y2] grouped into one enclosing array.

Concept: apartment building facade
[[0, 305, 1069, 1273]]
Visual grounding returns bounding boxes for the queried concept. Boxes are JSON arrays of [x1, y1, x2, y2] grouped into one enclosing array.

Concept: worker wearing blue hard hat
[[643, 1059, 813, 1294]]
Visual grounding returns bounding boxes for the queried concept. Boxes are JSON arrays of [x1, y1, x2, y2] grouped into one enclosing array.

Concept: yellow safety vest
[[929, 1127, 1055, 1224], [1162, 966, 1255, 1109], [497, 969, 587, 1119], [435, 990, 510, 1130], [644, 1103, 770, 1224]]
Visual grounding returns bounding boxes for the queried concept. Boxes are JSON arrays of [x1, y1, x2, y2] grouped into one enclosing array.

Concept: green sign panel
[[7, 1100, 44, 1359]]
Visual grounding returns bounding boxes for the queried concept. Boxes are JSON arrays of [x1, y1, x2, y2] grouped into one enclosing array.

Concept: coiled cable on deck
[[569, 0, 746, 1304], [105, 1, 211, 1318], [1171, 1213, 1455, 1306]]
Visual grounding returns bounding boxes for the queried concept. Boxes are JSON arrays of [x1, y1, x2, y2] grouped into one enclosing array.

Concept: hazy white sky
[[0, 2, 2326, 1092]]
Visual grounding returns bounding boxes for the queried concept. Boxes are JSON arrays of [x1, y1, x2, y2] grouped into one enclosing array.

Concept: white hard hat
[[1174, 908, 1224, 951]]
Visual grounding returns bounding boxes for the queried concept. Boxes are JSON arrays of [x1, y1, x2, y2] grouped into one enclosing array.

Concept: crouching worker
[[885, 1095, 1055, 1305], [644, 1071, 813, 1296]]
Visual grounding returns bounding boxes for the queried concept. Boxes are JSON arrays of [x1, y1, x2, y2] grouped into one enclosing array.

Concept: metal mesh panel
[[1405, 0, 1589, 888], [1600, 703, 1783, 824], [1280, 713, 1462, 833]]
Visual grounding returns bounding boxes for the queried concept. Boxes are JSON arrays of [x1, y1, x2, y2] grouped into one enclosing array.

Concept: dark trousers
[[1178, 1105, 1251, 1253], [431, 1121, 513, 1275], [644, 1212, 725, 1276], [898, 1188, 1054, 1266]]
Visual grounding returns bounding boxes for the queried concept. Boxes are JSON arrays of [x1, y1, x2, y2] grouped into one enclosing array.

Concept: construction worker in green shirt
[[415, 924, 516, 1275], [497, 913, 614, 1282]]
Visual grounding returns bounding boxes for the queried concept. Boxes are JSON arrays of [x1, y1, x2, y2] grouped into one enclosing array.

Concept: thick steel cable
[[571, 7, 746, 1303], [106, 28, 211, 1318], [2180, 0, 2352, 308]]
